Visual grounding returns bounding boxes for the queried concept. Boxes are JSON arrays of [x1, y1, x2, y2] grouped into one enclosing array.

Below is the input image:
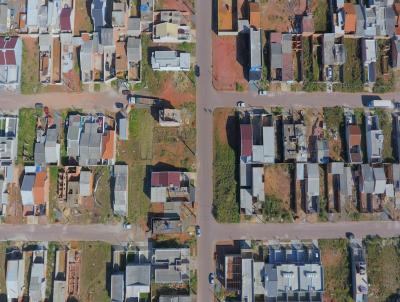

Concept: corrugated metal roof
[[240, 124, 252, 157]]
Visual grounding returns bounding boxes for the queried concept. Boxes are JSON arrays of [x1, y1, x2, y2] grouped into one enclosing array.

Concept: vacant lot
[[374, 109, 394, 162], [264, 164, 292, 210], [117, 109, 154, 224], [260, 0, 304, 31], [341, 38, 363, 91], [213, 109, 239, 222], [212, 34, 248, 91], [79, 242, 111, 302], [365, 236, 400, 301], [21, 37, 41, 94], [312, 0, 329, 32], [74, 0, 93, 35], [17, 108, 40, 164], [320, 239, 351, 301], [153, 102, 196, 170], [323, 107, 344, 161], [92, 166, 114, 223], [48, 167, 58, 223]]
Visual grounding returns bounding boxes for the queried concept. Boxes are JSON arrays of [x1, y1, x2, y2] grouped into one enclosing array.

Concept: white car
[[236, 101, 246, 108], [258, 90, 268, 95]]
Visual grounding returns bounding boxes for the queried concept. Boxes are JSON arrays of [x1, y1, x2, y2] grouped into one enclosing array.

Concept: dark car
[[122, 89, 131, 96], [34, 102, 43, 109], [195, 65, 200, 77], [195, 225, 201, 237], [208, 273, 214, 285]]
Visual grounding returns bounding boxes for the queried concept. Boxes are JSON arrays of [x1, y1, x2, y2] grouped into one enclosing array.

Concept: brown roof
[[102, 130, 115, 160], [249, 2, 260, 29], [115, 41, 127, 73], [348, 124, 361, 146], [344, 3, 356, 33], [270, 32, 282, 43], [33, 172, 47, 205]]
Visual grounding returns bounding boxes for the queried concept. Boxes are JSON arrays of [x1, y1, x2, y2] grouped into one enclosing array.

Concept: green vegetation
[[177, 42, 196, 55], [302, 36, 325, 90], [21, 40, 41, 94], [190, 271, 198, 295], [303, 81, 326, 92], [319, 239, 352, 301], [46, 242, 60, 300], [373, 109, 394, 162], [17, 108, 40, 163], [323, 106, 344, 136], [48, 167, 59, 223], [0, 243, 11, 296], [94, 83, 101, 92], [235, 82, 244, 92], [263, 195, 293, 222], [141, 35, 168, 94], [365, 236, 400, 301], [93, 166, 114, 223], [342, 38, 363, 92], [313, 0, 329, 32], [373, 39, 394, 93], [318, 198, 328, 222], [79, 242, 111, 302], [213, 132, 239, 223], [117, 109, 154, 223]]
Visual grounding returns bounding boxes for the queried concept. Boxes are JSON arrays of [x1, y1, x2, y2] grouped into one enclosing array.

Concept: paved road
[[0, 224, 142, 244]]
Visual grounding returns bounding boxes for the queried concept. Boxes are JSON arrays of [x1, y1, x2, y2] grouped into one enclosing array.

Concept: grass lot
[[79, 242, 111, 302], [117, 109, 154, 224], [263, 195, 293, 222], [341, 38, 363, 92], [21, 39, 41, 94], [213, 128, 239, 223], [48, 167, 58, 223], [374, 109, 394, 162], [93, 166, 114, 223], [323, 107, 344, 160], [45, 242, 60, 300], [17, 108, 40, 164], [319, 239, 352, 301], [365, 236, 400, 301], [312, 0, 329, 32]]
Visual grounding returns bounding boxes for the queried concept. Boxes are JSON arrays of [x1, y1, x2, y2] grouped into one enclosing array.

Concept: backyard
[[319, 239, 352, 301], [79, 242, 112, 302], [213, 108, 239, 223]]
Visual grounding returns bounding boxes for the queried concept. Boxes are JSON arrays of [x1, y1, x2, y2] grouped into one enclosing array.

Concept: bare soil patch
[[260, 0, 305, 31], [213, 108, 236, 145], [264, 164, 292, 211]]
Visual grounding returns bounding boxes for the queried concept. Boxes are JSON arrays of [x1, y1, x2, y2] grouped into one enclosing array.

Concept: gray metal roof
[[79, 171, 91, 197], [252, 166, 264, 202], [385, 7, 396, 36], [126, 263, 151, 286], [127, 17, 141, 36], [118, 117, 128, 140], [38, 34, 51, 52], [330, 162, 344, 174], [250, 28, 262, 69], [34, 142, 45, 167], [242, 258, 254, 301], [127, 37, 141, 63], [111, 273, 124, 302], [21, 174, 35, 191], [373, 167, 386, 194], [159, 296, 191, 302], [270, 43, 282, 69], [100, 27, 114, 46], [361, 164, 374, 194]]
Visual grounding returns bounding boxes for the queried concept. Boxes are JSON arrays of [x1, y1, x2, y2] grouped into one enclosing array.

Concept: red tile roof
[[0, 37, 18, 49], [0, 37, 18, 66], [151, 172, 181, 187], [60, 7, 72, 31], [102, 130, 115, 160], [5, 50, 15, 65], [240, 124, 252, 157]]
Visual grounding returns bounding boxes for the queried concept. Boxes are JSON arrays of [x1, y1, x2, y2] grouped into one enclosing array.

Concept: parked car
[[123, 223, 132, 230], [114, 102, 124, 109], [122, 89, 131, 96], [35, 102, 43, 109], [195, 225, 201, 237], [258, 90, 268, 95], [236, 101, 246, 108], [326, 67, 333, 81], [194, 65, 200, 77], [208, 273, 214, 285]]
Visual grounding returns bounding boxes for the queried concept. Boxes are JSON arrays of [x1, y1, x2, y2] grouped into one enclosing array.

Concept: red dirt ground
[[260, 0, 305, 31], [213, 108, 235, 144], [159, 77, 195, 107], [212, 34, 248, 91], [162, 0, 194, 14]]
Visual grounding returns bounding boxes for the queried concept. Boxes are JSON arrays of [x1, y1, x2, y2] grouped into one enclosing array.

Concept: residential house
[[60, 6, 72, 33], [365, 113, 383, 163], [282, 117, 307, 162], [111, 273, 124, 302], [53, 250, 67, 302], [392, 164, 400, 208], [346, 123, 362, 164], [373, 166, 386, 194], [322, 33, 346, 80], [355, 4, 365, 36], [0, 115, 18, 167], [362, 38, 377, 83], [304, 163, 320, 213], [79, 170, 92, 197], [391, 35, 400, 68], [100, 27, 116, 82], [150, 171, 194, 203], [302, 13, 315, 34], [350, 241, 368, 302], [33, 171, 47, 212], [101, 129, 116, 164], [127, 17, 141, 37], [343, 3, 357, 34], [45, 127, 60, 164], [39, 34, 52, 84], [0, 4, 7, 33], [316, 139, 330, 164], [249, 28, 262, 81], [140, 0, 154, 32], [66, 114, 81, 160], [152, 216, 183, 234], [117, 113, 128, 140], [264, 242, 324, 301], [240, 165, 265, 215], [6, 256, 25, 301], [394, 113, 400, 161], [127, 36, 141, 82], [159, 109, 182, 127], [282, 33, 293, 82], [153, 10, 191, 43], [91, 0, 107, 32], [125, 263, 151, 300], [26, 0, 46, 33], [0, 178, 8, 215], [151, 51, 190, 71], [113, 164, 128, 216], [153, 248, 190, 284], [0, 36, 22, 89], [34, 142, 45, 167], [269, 32, 282, 81], [359, 164, 377, 212], [80, 33, 101, 83], [395, 3, 400, 35], [79, 121, 103, 166], [328, 162, 354, 212], [21, 173, 35, 213], [29, 250, 47, 302], [240, 112, 276, 164], [112, 1, 126, 28]]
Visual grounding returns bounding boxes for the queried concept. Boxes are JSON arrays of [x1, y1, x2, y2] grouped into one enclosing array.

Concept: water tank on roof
[[140, 4, 149, 12]]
